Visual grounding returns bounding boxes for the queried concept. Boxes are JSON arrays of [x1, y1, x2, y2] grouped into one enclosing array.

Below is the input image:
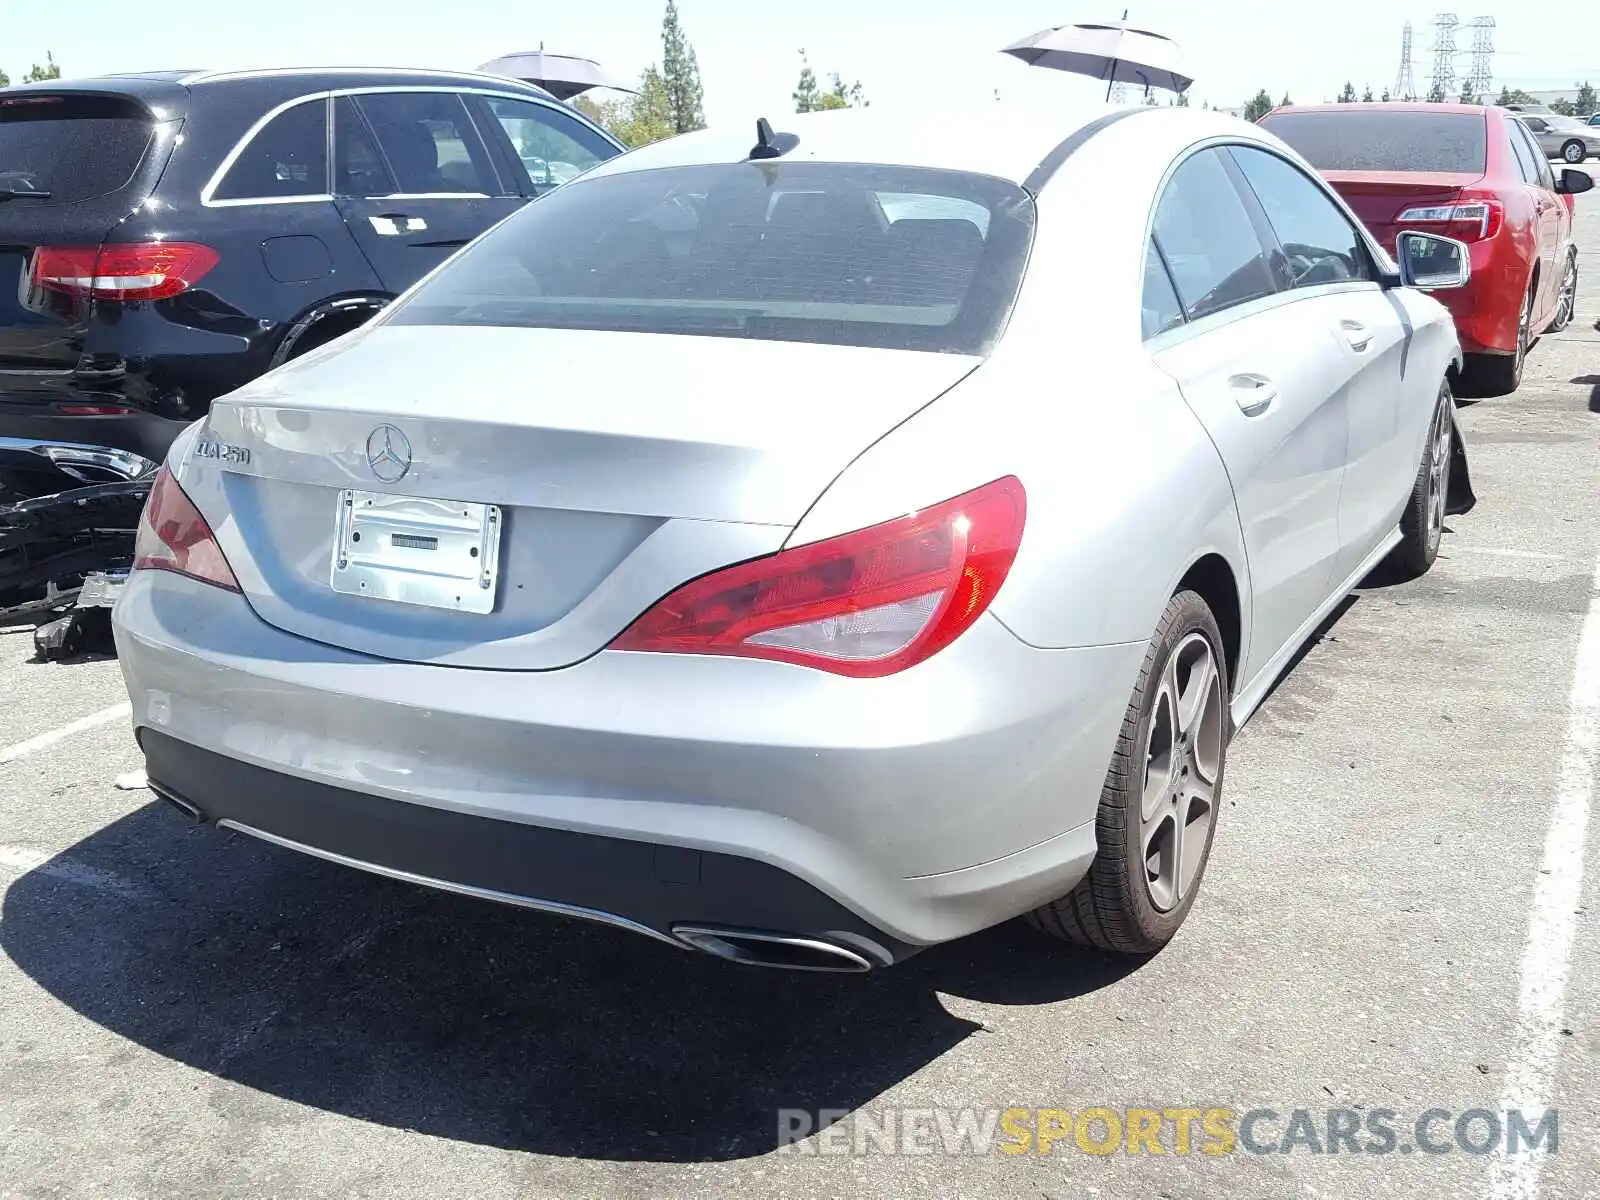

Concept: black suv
[[1, 67, 623, 614]]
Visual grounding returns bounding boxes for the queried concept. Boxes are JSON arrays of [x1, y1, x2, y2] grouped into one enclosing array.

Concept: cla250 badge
[[193, 436, 251, 466]]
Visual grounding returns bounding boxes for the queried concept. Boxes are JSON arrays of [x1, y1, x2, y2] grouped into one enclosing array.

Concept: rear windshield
[[0, 94, 156, 205], [387, 162, 1036, 354], [1260, 111, 1488, 174]]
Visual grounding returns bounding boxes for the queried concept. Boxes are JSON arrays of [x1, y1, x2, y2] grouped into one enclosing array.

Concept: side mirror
[[1396, 231, 1471, 291], [1554, 168, 1594, 195]]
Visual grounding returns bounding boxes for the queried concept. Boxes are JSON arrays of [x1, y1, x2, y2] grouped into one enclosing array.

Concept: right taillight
[[611, 477, 1026, 677], [132, 465, 240, 592], [1395, 197, 1504, 243]]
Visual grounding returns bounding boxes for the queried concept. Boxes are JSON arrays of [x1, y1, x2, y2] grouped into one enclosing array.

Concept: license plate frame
[[329, 489, 502, 613]]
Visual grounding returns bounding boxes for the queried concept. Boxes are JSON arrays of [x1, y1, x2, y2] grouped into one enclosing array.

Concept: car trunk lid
[[1321, 170, 1482, 246], [0, 89, 179, 378], [194, 323, 982, 670]]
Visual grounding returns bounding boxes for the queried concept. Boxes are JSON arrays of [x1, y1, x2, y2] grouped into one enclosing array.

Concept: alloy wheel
[[1140, 632, 1225, 912], [1555, 256, 1578, 330], [1425, 395, 1453, 554], [1563, 141, 1586, 164]]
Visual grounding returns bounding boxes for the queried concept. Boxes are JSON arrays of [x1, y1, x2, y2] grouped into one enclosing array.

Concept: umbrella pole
[[1105, 60, 1117, 102]]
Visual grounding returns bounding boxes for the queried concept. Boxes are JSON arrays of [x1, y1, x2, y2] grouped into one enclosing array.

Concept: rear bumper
[[112, 570, 1142, 953], [1434, 239, 1527, 357]]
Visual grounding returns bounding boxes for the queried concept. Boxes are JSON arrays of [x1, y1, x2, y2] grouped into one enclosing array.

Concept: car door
[[1508, 119, 1564, 326], [1144, 147, 1350, 686], [1224, 144, 1417, 580], [331, 92, 520, 293], [465, 94, 620, 197]]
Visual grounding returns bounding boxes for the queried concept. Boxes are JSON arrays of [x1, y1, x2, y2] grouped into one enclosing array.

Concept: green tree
[[822, 72, 867, 109], [610, 66, 677, 147], [1338, 81, 1357, 103], [1362, 85, 1375, 102], [1243, 89, 1273, 122], [793, 50, 820, 112], [1576, 82, 1597, 115], [1381, 87, 1391, 101], [1174, 91, 1190, 107], [1280, 92, 1293, 108], [1551, 97, 1577, 116], [1460, 83, 1477, 105], [23, 52, 60, 83], [0, 68, 9, 89], [1426, 82, 1446, 102], [659, 0, 704, 134], [1495, 86, 1537, 106]]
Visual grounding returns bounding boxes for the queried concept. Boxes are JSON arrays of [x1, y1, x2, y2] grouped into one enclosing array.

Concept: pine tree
[[1362, 86, 1375, 102], [659, 1, 705, 134], [22, 53, 59, 83], [1381, 88, 1391, 102], [1175, 91, 1190, 107], [0, 68, 9, 89], [1280, 92, 1293, 108], [1574, 82, 1596, 116], [1243, 90, 1274, 122], [1338, 82, 1357, 103], [1460, 83, 1477, 105], [793, 50, 820, 113]]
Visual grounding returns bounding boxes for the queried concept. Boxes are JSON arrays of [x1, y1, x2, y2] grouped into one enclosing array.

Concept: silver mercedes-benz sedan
[[113, 102, 1475, 972]]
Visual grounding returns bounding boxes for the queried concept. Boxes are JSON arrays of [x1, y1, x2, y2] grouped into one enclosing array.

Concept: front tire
[[1027, 590, 1228, 955], [1388, 381, 1455, 579], [1561, 140, 1586, 165]]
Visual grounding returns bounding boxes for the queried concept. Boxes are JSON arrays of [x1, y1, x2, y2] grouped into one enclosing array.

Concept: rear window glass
[[1260, 111, 1488, 174], [386, 162, 1036, 354], [0, 94, 155, 205]]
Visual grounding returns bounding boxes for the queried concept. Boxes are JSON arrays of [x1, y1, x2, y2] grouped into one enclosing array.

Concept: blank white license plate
[[329, 489, 502, 613]]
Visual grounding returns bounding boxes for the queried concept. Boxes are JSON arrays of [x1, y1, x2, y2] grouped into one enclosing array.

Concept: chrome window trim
[[203, 85, 619, 207]]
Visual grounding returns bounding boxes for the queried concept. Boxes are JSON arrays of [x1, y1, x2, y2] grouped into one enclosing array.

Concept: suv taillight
[[611, 477, 1026, 677], [132, 465, 240, 591], [31, 242, 220, 302], [1395, 196, 1504, 243]]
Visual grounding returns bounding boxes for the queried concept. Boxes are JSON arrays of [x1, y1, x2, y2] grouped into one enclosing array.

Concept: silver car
[[113, 104, 1473, 972], [1514, 112, 1593, 163]]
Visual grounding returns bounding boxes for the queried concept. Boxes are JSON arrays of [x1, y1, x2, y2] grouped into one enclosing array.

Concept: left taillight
[[611, 476, 1026, 678], [31, 242, 220, 302], [132, 465, 240, 592]]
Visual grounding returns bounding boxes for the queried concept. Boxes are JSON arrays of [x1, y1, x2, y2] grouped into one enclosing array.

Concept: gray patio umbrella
[[476, 51, 636, 101], [1002, 22, 1192, 100]]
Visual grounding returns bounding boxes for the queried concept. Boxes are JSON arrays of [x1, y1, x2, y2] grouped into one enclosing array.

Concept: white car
[[114, 103, 1475, 972]]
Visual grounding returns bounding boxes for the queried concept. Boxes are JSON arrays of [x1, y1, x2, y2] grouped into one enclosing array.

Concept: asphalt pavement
[[2, 179, 1599, 1200]]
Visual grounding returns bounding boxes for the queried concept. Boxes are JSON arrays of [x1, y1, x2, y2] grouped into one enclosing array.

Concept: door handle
[[1229, 373, 1277, 417], [1339, 319, 1373, 352], [369, 213, 429, 236]]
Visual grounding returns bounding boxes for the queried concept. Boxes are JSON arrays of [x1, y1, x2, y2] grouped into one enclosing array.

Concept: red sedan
[[1259, 103, 1590, 396]]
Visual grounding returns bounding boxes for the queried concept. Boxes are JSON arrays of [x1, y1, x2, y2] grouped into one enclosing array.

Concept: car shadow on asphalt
[[1569, 374, 1600, 412], [1, 804, 1139, 1161]]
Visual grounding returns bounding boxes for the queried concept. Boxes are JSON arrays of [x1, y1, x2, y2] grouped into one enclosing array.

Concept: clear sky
[[3, 0, 1596, 116]]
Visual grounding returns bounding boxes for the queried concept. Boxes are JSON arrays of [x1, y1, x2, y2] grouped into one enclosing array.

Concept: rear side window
[[387, 161, 1037, 355], [212, 99, 328, 201], [1152, 149, 1277, 320], [481, 97, 614, 192], [1259, 111, 1488, 174], [1227, 147, 1373, 288], [354, 93, 497, 195], [0, 94, 155, 205]]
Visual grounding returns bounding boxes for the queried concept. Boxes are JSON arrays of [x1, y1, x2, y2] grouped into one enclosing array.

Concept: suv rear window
[[386, 162, 1036, 354], [1260, 111, 1488, 174], [0, 94, 156, 205]]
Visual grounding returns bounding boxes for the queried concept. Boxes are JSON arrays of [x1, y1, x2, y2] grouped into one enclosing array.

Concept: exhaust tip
[[672, 925, 875, 973]]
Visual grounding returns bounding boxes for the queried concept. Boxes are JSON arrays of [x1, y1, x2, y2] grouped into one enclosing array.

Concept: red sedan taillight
[[30, 242, 220, 302], [612, 477, 1026, 677], [132, 465, 240, 592], [1395, 195, 1505, 243]]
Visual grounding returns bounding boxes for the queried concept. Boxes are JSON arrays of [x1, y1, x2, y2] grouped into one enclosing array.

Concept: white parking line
[[0, 845, 150, 900], [0, 702, 131, 765], [1486, 552, 1600, 1200], [1451, 546, 1571, 563]]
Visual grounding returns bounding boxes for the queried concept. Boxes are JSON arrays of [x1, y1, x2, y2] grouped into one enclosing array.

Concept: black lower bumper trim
[[140, 731, 914, 965]]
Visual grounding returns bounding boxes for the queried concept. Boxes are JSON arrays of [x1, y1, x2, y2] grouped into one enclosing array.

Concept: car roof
[[580, 103, 1255, 189], [0, 66, 556, 107], [1265, 102, 1496, 117]]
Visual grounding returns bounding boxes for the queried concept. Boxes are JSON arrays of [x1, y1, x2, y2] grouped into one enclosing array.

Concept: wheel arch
[[1176, 553, 1244, 697], [270, 293, 393, 369]]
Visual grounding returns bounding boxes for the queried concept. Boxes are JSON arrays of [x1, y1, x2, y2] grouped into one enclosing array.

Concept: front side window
[[386, 161, 1036, 355], [213, 99, 328, 201], [1152, 149, 1277, 321], [1228, 147, 1373, 289], [482, 97, 614, 192], [353, 93, 497, 195]]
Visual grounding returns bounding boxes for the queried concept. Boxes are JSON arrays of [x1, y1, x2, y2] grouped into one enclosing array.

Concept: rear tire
[[1561, 140, 1586, 165], [1458, 282, 1532, 398], [1387, 381, 1455, 579], [1027, 590, 1229, 956]]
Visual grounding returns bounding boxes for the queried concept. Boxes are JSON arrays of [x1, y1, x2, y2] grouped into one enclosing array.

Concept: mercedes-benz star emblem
[[365, 424, 412, 484]]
